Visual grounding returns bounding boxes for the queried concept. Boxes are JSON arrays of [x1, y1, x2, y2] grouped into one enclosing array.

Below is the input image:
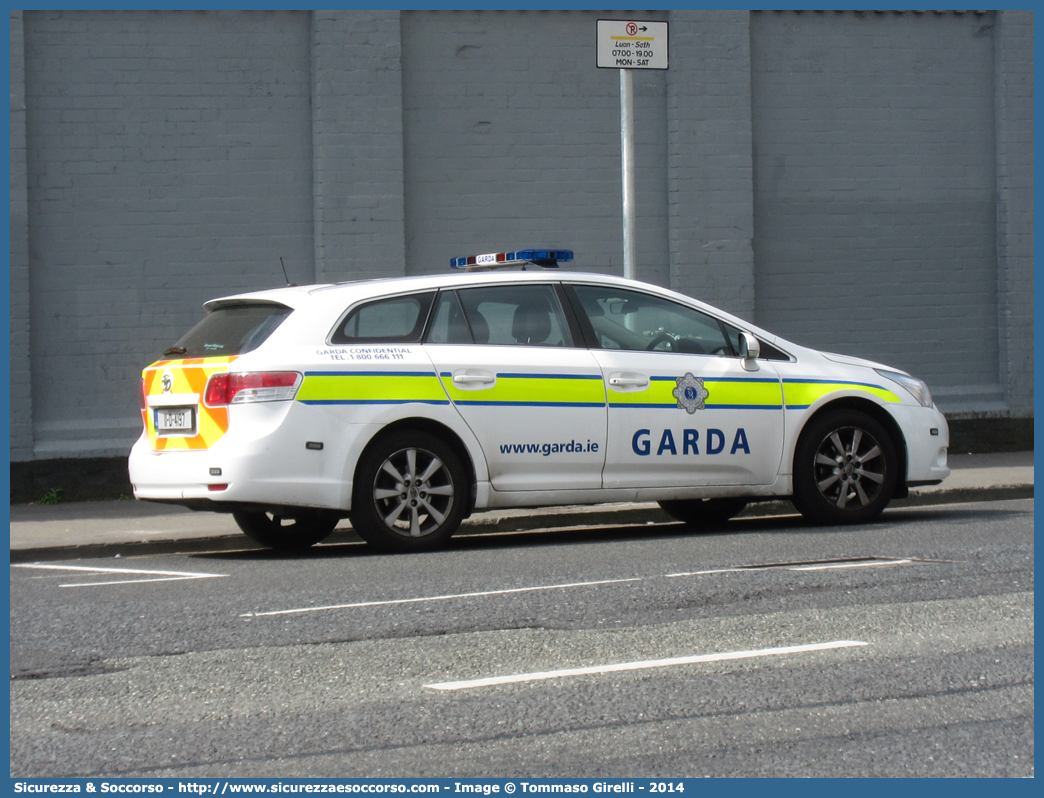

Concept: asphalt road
[[10, 499, 1034, 778]]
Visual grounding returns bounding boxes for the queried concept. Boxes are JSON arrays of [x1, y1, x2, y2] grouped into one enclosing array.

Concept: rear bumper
[[129, 401, 358, 511]]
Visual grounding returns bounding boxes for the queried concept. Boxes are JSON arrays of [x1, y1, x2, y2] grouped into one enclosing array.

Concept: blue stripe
[[305, 371, 437, 378], [708, 378, 781, 384], [608, 403, 782, 410], [708, 404, 784, 410], [650, 375, 779, 384], [495, 372, 603, 380], [454, 400, 606, 408], [299, 399, 449, 406], [783, 378, 887, 390]]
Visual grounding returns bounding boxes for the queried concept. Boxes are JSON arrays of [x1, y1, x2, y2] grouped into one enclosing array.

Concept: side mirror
[[739, 332, 760, 372]]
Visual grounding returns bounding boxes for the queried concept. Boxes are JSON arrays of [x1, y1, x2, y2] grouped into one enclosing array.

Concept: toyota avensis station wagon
[[129, 249, 950, 552]]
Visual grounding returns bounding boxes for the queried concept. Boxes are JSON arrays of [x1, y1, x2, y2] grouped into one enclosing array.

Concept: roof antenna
[[279, 256, 296, 287]]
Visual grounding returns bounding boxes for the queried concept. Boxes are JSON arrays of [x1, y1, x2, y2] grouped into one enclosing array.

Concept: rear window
[[167, 304, 292, 358], [330, 292, 435, 344]]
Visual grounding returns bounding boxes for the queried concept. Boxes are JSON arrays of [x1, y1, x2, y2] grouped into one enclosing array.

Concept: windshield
[[166, 303, 292, 358]]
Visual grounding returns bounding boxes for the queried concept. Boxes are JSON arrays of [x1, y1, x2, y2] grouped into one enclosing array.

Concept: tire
[[792, 409, 899, 525], [658, 498, 748, 530], [350, 430, 468, 553], [233, 509, 339, 551]]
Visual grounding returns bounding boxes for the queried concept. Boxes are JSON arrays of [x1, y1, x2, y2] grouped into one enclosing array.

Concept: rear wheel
[[792, 409, 899, 525], [350, 430, 467, 553], [658, 498, 748, 530], [233, 509, 339, 551]]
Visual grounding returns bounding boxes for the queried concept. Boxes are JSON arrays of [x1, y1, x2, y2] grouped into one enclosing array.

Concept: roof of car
[[204, 270, 637, 309], [202, 269, 791, 349]]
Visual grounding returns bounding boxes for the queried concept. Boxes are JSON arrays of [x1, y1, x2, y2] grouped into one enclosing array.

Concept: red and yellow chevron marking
[[141, 357, 238, 451]]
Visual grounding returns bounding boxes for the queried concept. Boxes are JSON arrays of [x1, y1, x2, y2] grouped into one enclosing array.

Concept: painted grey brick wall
[[312, 10, 406, 282], [23, 10, 314, 456], [666, 10, 756, 319], [9, 10, 1034, 464], [400, 10, 670, 286], [751, 11, 1000, 411], [994, 10, 1034, 417], [10, 11, 33, 461]]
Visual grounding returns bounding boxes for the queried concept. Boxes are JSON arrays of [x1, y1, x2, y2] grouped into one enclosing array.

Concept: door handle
[[453, 373, 495, 385], [609, 376, 649, 387]]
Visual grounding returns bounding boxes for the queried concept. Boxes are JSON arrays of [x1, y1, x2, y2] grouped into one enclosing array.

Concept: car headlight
[[875, 369, 934, 408]]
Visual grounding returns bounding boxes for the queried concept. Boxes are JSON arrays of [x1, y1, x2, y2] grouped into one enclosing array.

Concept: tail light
[[204, 372, 301, 407], [139, 378, 147, 411]]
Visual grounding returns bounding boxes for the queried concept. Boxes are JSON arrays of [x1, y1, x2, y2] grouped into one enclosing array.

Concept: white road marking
[[666, 558, 914, 578], [789, 559, 912, 571], [57, 576, 220, 588], [244, 558, 924, 617], [239, 577, 642, 618], [13, 563, 227, 587], [425, 640, 870, 691]]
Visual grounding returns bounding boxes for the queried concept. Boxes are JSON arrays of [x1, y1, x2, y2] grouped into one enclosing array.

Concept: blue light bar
[[450, 249, 574, 270]]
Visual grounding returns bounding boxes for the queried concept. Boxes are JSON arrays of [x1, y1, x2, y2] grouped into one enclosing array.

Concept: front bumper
[[890, 403, 950, 485]]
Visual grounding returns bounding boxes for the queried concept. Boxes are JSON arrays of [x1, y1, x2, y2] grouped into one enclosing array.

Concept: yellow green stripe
[[609, 378, 783, 409], [442, 374, 606, 407], [298, 372, 448, 405], [783, 380, 900, 408]]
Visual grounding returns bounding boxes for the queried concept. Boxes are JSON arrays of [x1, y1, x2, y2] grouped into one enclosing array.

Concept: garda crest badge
[[673, 373, 708, 413]]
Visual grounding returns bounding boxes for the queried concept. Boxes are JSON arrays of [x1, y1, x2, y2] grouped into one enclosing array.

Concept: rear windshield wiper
[[163, 346, 187, 356]]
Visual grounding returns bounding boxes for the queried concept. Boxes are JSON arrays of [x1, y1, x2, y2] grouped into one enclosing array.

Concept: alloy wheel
[[812, 426, 887, 510], [372, 446, 456, 538]]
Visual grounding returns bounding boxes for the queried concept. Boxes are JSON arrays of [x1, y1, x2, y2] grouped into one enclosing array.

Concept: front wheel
[[792, 409, 899, 525], [658, 498, 748, 530], [350, 430, 468, 553], [233, 509, 339, 551]]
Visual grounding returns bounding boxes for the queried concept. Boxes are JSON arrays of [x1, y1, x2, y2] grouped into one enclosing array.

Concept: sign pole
[[620, 68, 637, 281], [597, 19, 668, 282]]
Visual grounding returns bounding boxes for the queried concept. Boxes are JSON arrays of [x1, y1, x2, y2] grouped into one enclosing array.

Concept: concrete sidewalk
[[9, 451, 1033, 562]]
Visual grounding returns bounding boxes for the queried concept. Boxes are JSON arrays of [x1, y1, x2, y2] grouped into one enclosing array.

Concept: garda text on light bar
[[450, 249, 573, 270]]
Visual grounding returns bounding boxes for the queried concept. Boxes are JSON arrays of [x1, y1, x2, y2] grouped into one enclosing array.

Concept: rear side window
[[331, 292, 435, 344], [453, 285, 572, 347], [168, 304, 292, 358], [426, 291, 473, 345]]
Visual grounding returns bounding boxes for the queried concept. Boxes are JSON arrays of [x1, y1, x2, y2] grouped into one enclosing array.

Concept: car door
[[423, 283, 607, 492], [565, 282, 785, 489]]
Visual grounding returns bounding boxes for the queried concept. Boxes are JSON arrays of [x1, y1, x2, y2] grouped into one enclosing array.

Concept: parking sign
[[597, 19, 669, 70]]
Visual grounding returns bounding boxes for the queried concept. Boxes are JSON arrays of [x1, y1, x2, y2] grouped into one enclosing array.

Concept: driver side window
[[570, 284, 730, 356]]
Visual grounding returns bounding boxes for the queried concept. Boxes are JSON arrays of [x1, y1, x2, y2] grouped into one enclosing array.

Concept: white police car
[[129, 249, 950, 552]]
